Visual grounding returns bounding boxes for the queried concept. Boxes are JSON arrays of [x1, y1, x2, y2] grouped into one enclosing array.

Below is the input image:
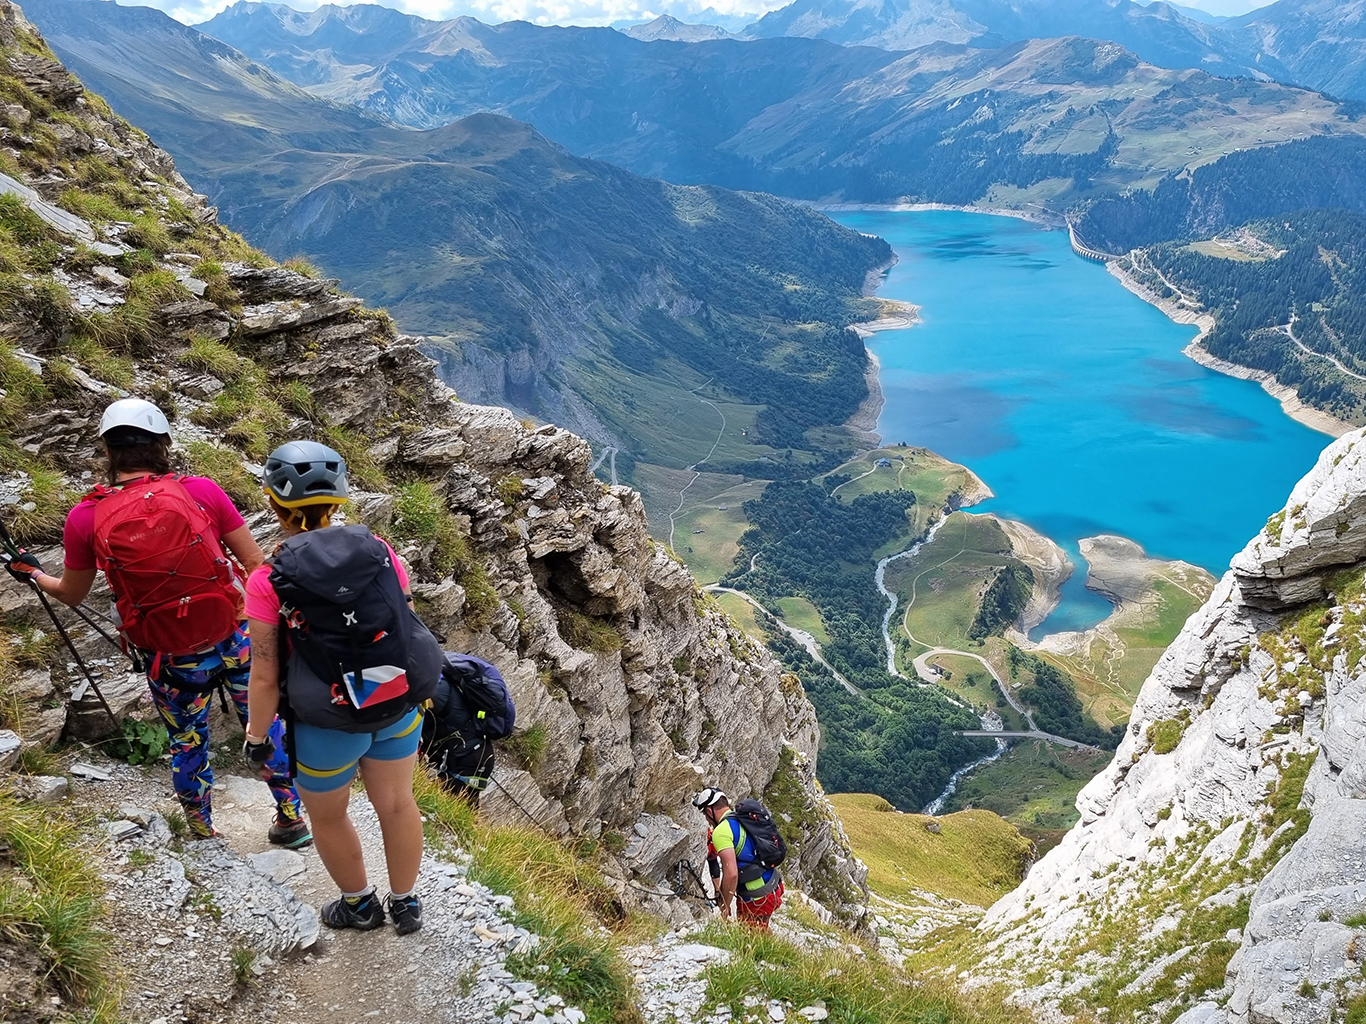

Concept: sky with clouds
[[117, 0, 1279, 33]]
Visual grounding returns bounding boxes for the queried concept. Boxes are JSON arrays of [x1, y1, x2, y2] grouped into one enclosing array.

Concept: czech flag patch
[[342, 663, 409, 709]]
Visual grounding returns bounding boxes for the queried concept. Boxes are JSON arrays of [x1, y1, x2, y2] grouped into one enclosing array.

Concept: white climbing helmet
[[98, 398, 172, 443], [692, 787, 728, 810]]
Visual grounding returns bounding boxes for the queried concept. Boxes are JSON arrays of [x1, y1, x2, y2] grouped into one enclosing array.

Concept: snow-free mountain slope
[[625, 14, 732, 40], [1227, 0, 1366, 102], [178, 1, 1366, 206]]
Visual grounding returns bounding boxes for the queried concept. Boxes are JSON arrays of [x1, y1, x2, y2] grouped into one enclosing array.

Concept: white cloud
[[113, 0, 1279, 32], [104, 0, 783, 27]]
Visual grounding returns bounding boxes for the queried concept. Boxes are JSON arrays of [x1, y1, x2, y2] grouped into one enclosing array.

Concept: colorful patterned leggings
[[147, 623, 301, 838]]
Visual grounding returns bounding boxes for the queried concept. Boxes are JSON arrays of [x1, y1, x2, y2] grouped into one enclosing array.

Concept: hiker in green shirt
[[694, 787, 785, 930]]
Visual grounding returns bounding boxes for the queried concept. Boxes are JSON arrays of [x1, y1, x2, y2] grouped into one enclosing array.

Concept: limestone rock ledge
[[0, 1, 868, 928], [974, 430, 1366, 1023]]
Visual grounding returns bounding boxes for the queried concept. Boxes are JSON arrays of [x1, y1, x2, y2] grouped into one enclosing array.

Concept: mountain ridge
[[27, 0, 893, 482], [176, 1, 1366, 211], [625, 14, 733, 41]]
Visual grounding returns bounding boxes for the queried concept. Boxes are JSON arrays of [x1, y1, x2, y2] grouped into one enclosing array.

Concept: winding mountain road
[[1281, 319, 1366, 382], [960, 730, 1098, 751], [667, 380, 726, 555], [881, 519, 1088, 750], [911, 648, 1034, 729], [704, 585, 861, 698], [588, 446, 619, 485]]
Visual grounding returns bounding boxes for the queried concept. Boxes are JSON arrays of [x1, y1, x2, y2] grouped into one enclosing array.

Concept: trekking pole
[[487, 774, 554, 831], [681, 859, 717, 907], [68, 603, 131, 660], [20, 569, 119, 729], [0, 518, 141, 671], [0, 522, 120, 729]]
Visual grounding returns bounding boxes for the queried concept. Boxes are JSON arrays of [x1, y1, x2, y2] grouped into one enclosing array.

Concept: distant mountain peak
[[624, 14, 733, 41], [744, 0, 982, 49]]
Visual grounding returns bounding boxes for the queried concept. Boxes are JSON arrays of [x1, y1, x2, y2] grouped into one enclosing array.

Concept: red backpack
[[88, 475, 244, 656]]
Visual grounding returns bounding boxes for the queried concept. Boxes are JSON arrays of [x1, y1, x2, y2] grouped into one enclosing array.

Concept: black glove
[[243, 734, 275, 769], [5, 551, 42, 583]]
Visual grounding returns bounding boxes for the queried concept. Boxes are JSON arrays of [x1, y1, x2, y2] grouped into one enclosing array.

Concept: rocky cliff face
[[976, 429, 1366, 1023], [0, 1, 867, 926]]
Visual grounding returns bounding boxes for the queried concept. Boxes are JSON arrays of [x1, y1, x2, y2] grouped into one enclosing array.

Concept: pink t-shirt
[[244, 538, 410, 621], [62, 475, 245, 572]]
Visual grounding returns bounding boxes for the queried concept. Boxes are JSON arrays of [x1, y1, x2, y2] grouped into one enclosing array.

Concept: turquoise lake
[[829, 209, 1333, 634]]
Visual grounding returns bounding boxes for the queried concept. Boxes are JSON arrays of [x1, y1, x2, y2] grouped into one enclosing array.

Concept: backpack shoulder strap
[[728, 818, 751, 863], [82, 484, 118, 504]]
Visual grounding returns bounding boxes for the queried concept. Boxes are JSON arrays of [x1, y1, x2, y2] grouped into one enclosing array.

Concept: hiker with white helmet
[[693, 787, 787, 930], [6, 399, 309, 846], [243, 440, 442, 935]]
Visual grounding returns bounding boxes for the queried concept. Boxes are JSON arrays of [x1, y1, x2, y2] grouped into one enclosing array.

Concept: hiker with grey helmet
[[243, 440, 442, 935], [5, 398, 308, 846]]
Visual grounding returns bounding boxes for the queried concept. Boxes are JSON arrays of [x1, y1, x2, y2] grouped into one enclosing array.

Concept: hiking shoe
[[267, 818, 313, 849], [321, 891, 386, 931], [387, 893, 423, 935]]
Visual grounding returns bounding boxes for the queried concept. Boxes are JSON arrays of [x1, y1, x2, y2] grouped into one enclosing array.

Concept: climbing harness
[[0, 519, 119, 728]]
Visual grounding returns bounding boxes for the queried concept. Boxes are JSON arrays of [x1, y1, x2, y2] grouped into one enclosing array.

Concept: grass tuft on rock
[[178, 334, 246, 381], [185, 441, 262, 509], [558, 608, 624, 654], [702, 924, 1017, 1024], [10, 466, 72, 544], [0, 793, 117, 1014], [411, 768, 642, 1023], [392, 480, 463, 576]]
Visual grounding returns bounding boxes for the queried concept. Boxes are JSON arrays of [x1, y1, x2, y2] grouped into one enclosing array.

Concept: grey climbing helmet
[[262, 440, 349, 508]]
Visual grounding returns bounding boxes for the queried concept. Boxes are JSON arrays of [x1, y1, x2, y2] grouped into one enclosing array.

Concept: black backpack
[[271, 524, 441, 733], [437, 653, 516, 739], [423, 653, 516, 775], [731, 798, 788, 882]]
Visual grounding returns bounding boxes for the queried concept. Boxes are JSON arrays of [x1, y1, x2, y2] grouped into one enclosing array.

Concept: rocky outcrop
[[0, 1, 867, 926], [975, 430, 1366, 1023]]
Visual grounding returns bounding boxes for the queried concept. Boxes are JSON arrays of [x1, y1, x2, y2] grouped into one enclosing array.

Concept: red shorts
[[737, 881, 783, 927]]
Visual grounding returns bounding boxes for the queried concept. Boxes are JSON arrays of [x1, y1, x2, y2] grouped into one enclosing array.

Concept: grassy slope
[[1041, 574, 1213, 730], [887, 512, 1020, 656], [941, 741, 1113, 836], [829, 794, 1033, 908], [820, 445, 982, 535], [0, 793, 116, 1022], [649, 471, 769, 585], [928, 653, 1028, 730], [712, 591, 767, 642], [774, 596, 828, 644]]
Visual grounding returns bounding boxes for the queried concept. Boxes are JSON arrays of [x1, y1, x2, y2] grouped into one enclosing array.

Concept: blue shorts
[[292, 708, 423, 793]]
